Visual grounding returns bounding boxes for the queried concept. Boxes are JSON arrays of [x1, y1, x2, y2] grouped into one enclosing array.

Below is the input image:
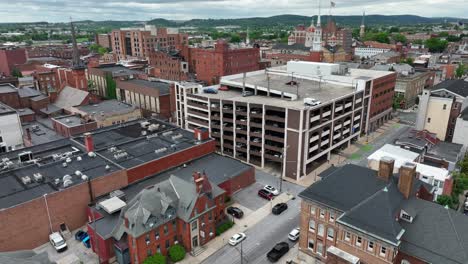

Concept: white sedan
[[288, 227, 300, 241], [229, 232, 247, 246], [264, 185, 280, 196]]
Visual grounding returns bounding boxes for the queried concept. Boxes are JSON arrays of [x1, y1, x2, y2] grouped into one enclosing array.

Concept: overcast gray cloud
[[0, 0, 466, 22]]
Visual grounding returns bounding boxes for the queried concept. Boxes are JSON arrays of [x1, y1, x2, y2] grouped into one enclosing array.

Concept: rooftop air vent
[[162, 131, 173, 136], [77, 156, 82, 162], [105, 165, 111, 170], [63, 175, 72, 182], [66, 157, 72, 163], [148, 124, 160, 132], [21, 176, 32, 185], [62, 162, 68, 168], [81, 175, 88, 181], [88, 152, 96, 158], [154, 147, 168, 154], [63, 179, 73, 188], [33, 173, 43, 182], [75, 171, 82, 176]]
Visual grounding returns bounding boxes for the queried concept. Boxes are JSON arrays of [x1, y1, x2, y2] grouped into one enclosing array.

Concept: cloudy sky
[[0, 0, 467, 23]]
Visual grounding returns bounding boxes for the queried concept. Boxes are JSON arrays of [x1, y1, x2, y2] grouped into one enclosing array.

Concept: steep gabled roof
[[431, 79, 468, 98]]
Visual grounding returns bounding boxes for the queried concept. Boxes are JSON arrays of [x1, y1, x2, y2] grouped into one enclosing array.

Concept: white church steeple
[[312, 0, 322, 52]]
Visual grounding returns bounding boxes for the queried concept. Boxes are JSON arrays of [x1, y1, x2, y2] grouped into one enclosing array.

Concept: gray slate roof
[[431, 79, 468, 97], [17, 87, 42, 98]]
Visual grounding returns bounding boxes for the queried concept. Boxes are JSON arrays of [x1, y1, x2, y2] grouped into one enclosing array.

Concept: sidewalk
[[179, 193, 294, 264]]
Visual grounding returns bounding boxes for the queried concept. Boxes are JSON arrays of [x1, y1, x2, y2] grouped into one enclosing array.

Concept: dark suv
[[258, 189, 274, 200], [267, 242, 289, 262], [272, 203, 288, 215], [227, 206, 244, 219]]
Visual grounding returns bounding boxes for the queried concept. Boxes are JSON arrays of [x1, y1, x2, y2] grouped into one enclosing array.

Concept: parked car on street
[[267, 242, 289, 262], [49, 232, 67, 252], [264, 185, 280, 195], [272, 203, 288, 215], [258, 189, 274, 200], [288, 228, 300, 241], [229, 233, 247, 246], [227, 206, 244, 219], [74, 230, 88, 241], [203, 88, 218, 94]]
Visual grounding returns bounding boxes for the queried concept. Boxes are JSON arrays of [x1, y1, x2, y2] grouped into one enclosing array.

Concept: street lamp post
[[43, 194, 53, 233]]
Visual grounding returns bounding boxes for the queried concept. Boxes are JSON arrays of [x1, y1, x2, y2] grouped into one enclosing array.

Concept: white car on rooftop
[[264, 185, 280, 196], [49, 232, 67, 252], [229, 232, 246, 246]]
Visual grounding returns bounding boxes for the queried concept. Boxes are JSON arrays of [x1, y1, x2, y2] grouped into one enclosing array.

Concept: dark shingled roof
[[460, 107, 468, 121], [431, 79, 468, 97]]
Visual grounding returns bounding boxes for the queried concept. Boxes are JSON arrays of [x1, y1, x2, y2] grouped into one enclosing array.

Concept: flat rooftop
[[74, 119, 212, 169], [0, 83, 17, 94], [0, 139, 121, 209], [125, 79, 171, 95], [23, 121, 64, 145], [53, 115, 85, 127], [96, 65, 144, 77], [76, 100, 137, 118], [0, 102, 16, 115]]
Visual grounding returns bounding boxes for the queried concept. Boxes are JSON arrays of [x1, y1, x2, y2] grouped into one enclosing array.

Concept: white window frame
[[344, 231, 351, 242], [329, 213, 335, 222], [308, 239, 315, 251], [310, 206, 316, 215], [317, 241, 324, 256], [380, 246, 387, 257], [318, 224, 325, 237], [319, 209, 325, 219], [356, 236, 362, 247], [367, 241, 374, 252], [327, 228, 334, 241], [309, 219, 316, 233]]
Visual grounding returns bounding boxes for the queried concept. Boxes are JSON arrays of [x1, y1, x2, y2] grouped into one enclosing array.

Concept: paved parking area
[[34, 229, 98, 264], [233, 182, 270, 211]]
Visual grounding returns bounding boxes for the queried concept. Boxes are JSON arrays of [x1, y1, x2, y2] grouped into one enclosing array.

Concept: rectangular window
[[147, 249, 152, 257], [165, 240, 170, 249], [329, 214, 335, 222], [327, 228, 334, 240], [308, 239, 315, 251], [320, 209, 325, 219], [380, 246, 387, 257], [164, 225, 168, 235], [443, 104, 447, 110], [344, 231, 351, 241], [356, 236, 362, 247], [157, 245, 160, 253], [310, 206, 315, 215], [317, 242, 324, 256], [172, 220, 177, 231], [154, 230, 160, 240], [174, 235, 178, 243], [309, 219, 316, 232], [318, 224, 324, 237], [401, 213, 411, 221], [367, 241, 374, 251], [191, 221, 197, 231], [209, 211, 213, 221], [427, 118, 431, 123], [145, 234, 150, 244]]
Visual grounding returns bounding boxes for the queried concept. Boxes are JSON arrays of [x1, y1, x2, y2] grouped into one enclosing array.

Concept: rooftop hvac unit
[[66, 157, 72, 163], [154, 147, 168, 154], [77, 156, 82, 162], [63, 174, 72, 182], [162, 131, 173, 136], [148, 124, 160, 132], [21, 176, 32, 185], [62, 162, 68, 168], [105, 165, 111, 170], [172, 134, 183, 140], [33, 173, 43, 182], [75, 171, 82, 176], [109, 147, 117, 153], [110, 189, 126, 200], [88, 152, 97, 158], [63, 179, 73, 188], [54, 178, 60, 185], [18, 151, 33, 163], [81, 175, 88, 181], [141, 130, 147, 136], [140, 121, 151, 129], [53, 154, 61, 161]]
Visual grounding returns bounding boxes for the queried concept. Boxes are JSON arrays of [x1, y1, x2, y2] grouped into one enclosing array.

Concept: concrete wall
[[453, 118, 468, 152], [423, 97, 452, 140]]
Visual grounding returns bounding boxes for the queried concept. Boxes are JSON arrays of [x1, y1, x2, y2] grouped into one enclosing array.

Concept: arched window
[[401, 260, 411, 264]]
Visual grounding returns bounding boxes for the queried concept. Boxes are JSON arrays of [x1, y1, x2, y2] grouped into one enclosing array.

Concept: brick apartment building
[[0, 119, 255, 254], [0, 46, 27, 76], [95, 33, 112, 49], [116, 78, 174, 119], [148, 48, 190, 81], [190, 40, 261, 85], [298, 159, 468, 264], [175, 61, 396, 181], [26, 45, 89, 60], [32, 68, 60, 95], [111, 26, 188, 61], [87, 171, 229, 263]]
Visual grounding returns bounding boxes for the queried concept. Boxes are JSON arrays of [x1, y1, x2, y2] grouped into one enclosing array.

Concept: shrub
[[215, 220, 234, 236], [168, 244, 186, 262], [143, 253, 166, 264], [224, 196, 231, 203]]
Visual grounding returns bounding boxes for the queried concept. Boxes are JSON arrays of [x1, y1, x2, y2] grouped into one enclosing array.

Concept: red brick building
[[0, 47, 27, 76], [32, 68, 60, 95], [191, 40, 261, 85], [111, 26, 188, 61], [0, 119, 255, 254], [52, 115, 98, 137], [148, 49, 190, 81], [95, 33, 112, 49], [26, 45, 89, 60]]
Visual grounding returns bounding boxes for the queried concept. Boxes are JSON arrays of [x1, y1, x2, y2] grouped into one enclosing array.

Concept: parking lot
[[233, 182, 271, 211], [34, 228, 99, 264]]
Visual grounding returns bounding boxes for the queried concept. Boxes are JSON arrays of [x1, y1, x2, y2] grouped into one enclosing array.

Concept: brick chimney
[[25, 128, 32, 142], [378, 157, 395, 181], [398, 162, 417, 199], [193, 127, 209, 141], [84, 132, 94, 153], [193, 171, 204, 193]]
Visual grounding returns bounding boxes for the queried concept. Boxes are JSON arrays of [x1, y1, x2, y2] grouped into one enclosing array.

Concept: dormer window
[[400, 210, 413, 223]]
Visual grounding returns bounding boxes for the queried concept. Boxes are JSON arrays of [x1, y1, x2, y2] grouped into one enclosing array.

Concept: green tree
[[365, 32, 390, 44], [400, 57, 414, 66], [105, 73, 117, 99], [425, 38, 448, 53], [168, 244, 186, 262], [392, 93, 405, 110], [438, 32, 449, 38], [455, 64, 466, 79], [437, 195, 455, 209], [230, 33, 241, 43], [143, 253, 166, 264], [392, 34, 407, 44], [412, 39, 423, 45], [11, 68, 23, 78], [389, 27, 400, 33]]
